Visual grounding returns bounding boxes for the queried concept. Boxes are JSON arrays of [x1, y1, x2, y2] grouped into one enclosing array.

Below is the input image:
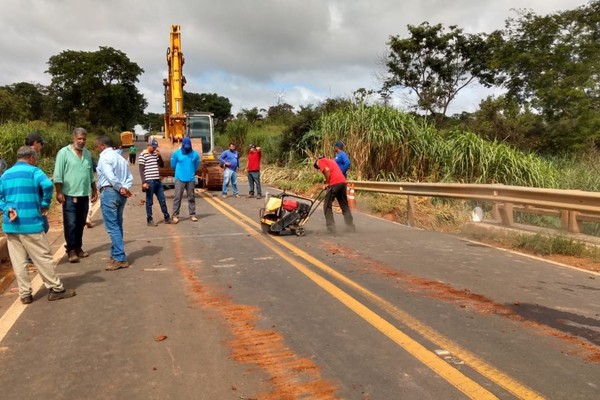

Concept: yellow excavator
[[153, 24, 223, 189]]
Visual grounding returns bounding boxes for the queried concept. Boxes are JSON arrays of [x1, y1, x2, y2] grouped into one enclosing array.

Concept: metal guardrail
[[348, 180, 600, 233]]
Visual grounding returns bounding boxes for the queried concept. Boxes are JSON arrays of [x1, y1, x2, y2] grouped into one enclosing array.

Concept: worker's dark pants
[[247, 170, 262, 196], [145, 180, 170, 223], [323, 183, 353, 228], [63, 195, 90, 251], [129, 154, 136, 164]]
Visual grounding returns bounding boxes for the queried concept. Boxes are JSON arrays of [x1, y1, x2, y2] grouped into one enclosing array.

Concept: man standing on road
[[314, 156, 355, 233], [139, 139, 171, 226], [218, 143, 240, 198], [170, 137, 200, 223], [246, 144, 262, 198], [0, 146, 76, 303], [95, 136, 134, 271], [53, 128, 98, 263], [334, 141, 350, 178], [129, 144, 137, 165]]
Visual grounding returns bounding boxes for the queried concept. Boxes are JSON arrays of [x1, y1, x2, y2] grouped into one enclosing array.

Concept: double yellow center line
[[200, 191, 544, 400]]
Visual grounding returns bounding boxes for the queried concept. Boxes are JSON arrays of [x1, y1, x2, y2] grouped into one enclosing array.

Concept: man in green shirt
[[129, 144, 137, 164], [53, 128, 98, 263]]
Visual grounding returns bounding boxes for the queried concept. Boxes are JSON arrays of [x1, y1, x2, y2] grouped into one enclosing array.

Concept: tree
[[0, 88, 29, 123], [237, 107, 263, 123], [140, 112, 165, 133], [267, 103, 295, 124], [384, 22, 494, 124], [46, 46, 146, 130], [183, 91, 232, 122], [489, 2, 600, 151], [6, 82, 47, 120]]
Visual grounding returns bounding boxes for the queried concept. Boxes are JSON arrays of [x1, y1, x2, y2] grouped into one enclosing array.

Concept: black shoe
[[67, 249, 80, 263], [345, 224, 356, 233], [326, 226, 336, 234], [20, 295, 33, 305], [147, 220, 158, 227], [47, 289, 76, 301], [77, 248, 89, 258]]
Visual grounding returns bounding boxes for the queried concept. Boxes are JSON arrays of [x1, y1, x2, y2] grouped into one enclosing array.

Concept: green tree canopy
[[384, 22, 494, 124], [46, 46, 147, 130], [183, 91, 232, 122]]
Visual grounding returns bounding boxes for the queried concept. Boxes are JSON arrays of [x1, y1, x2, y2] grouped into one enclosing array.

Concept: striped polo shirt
[[0, 161, 53, 234], [138, 151, 161, 180]]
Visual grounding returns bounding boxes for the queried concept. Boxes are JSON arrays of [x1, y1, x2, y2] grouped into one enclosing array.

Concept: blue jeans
[[145, 179, 170, 222], [222, 168, 238, 195], [62, 195, 89, 251], [101, 188, 127, 262]]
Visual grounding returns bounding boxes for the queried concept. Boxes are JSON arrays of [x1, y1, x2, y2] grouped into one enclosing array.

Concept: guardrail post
[[407, 195, 415, 227], [498, 203, 514, 227], [492, 203, 500, 222], [561, 210, 580, 233]]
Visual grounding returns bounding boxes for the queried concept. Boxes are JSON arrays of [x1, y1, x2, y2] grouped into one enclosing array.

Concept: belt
[[100, 185, 114, 192]]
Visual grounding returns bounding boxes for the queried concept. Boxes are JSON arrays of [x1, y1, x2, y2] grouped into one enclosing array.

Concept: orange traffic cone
[[347, 184, 356, 210]]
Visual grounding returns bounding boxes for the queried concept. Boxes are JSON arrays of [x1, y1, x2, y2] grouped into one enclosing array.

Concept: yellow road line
[[202, 194, 500, 400], [202, 192, 545, 400]]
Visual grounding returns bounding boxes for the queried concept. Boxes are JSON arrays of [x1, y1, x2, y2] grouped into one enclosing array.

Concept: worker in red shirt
[[314, 156, 355, 233], [246, 144, 262, 198]]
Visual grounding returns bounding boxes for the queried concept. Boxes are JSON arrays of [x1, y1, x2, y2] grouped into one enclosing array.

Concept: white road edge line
[[0, 243, 66, 343]]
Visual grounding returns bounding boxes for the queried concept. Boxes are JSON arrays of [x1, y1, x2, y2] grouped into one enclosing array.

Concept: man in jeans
[[171, 137, 200, 223], [218, 142, 240, 198], [95, 136, 134, 271], [139, 139, 171, 226], [314, 156, 355, 233], [0, 146, 76, 303], [246, 144, 262, 198], [53, 128, 98, 263]]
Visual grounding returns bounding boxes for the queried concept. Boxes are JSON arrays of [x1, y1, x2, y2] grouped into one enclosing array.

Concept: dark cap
[[334, 141, 344, 149], [25, 132, 44, 145], [150, 139, 159, 148]]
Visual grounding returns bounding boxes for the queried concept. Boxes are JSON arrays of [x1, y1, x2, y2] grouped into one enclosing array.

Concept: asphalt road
[[0, 161, 598, 399]]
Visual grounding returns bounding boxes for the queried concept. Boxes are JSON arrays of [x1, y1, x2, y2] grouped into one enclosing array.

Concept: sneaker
[[222, 194, 228, 199], [171, 216, 179, 224], [234, 194, 240, 198], [326, 226, 337, 234], [68, 250, 80, 263], [190, 216, 198, 222], [77, 248, 89, 258], [20, 295, 33, 305], [47, 288, 76, 301], [345, 224, 357, 233], [248, 193, 254, 198], [256, 195, 262, 199], [105, 259, 130, 271], [164, 219, 172, 224], [147, 220, 158, 227]]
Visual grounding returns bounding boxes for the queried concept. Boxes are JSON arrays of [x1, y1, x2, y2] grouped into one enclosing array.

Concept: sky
[[0, 0, 589, 118]]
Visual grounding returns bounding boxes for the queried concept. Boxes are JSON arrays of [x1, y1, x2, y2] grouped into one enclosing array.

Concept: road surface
[[0, 163, 598, 399]]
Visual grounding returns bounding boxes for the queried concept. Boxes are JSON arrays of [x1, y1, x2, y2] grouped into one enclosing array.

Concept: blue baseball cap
[[149, 139, 158, 148], [334, 141, 344, 149]]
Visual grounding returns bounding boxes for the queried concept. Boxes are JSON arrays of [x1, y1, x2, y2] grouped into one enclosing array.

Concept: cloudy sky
[[0, 0, 588, 116]]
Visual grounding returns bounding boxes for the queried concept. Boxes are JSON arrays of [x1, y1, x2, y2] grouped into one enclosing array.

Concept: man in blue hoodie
[[170, 137, 200, 223], [218, 143, 240, 198]]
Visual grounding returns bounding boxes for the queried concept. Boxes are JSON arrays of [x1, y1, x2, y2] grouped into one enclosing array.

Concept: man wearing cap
[[170, 137, 200, 223], [0, 146, 76, 303], [139, 139, 171, 226], [334, 141, 351, 178], [53, 127, 98, 263], [218, 143, 240, 198], [246, 144, 262, 198], [314, 156, 355, 233]]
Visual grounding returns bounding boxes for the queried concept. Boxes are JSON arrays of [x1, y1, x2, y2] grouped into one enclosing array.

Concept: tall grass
[[0, 121, 71, 174], [315, 105, 557, 187]]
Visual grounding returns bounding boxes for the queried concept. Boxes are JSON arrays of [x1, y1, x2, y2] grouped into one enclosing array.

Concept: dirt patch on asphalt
[[171, 230, 339, 399], [321, 241, 600, 363]]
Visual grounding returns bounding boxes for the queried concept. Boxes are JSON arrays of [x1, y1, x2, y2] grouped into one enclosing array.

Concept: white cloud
[[0, 0, 589, 117]]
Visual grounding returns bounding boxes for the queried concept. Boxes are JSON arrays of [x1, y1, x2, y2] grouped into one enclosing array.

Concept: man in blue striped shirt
[[0, 146, 76, 304], [95, 136, 134, 270]]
